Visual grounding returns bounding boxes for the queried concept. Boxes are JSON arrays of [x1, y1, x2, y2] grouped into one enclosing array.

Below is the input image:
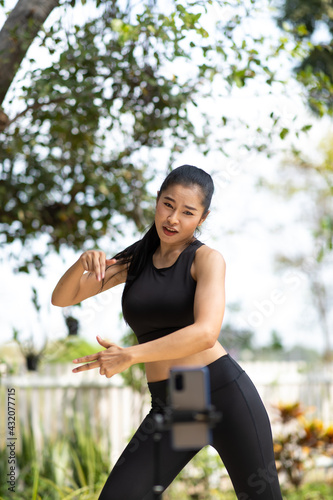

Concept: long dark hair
[[103, 164, 214, 304]]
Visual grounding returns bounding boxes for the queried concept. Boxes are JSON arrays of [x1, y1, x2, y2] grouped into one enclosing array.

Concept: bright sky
[[1, 0, 332, 355]]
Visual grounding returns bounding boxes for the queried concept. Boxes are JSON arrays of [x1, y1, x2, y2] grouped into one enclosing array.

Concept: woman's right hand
[[79, 251, 117, 282]]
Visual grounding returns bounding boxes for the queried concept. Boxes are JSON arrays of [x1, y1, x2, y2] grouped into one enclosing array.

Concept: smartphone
[[168, 366, 212, 450]]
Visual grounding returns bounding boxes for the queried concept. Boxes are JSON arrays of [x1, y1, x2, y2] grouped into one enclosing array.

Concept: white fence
[[242, 360, 333, 426], [1, 363, 149, 463], [1, 360, 333, 463]]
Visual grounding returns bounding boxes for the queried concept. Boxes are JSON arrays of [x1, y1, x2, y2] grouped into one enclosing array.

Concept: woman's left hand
[[72, 336, 133, 378]]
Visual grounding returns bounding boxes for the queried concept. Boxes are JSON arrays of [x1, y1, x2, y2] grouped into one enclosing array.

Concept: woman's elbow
[[206, 334, 218, 350], [51, 292, 69, 307], [51, 296, 62, 307], [201, 325, 220, 349]]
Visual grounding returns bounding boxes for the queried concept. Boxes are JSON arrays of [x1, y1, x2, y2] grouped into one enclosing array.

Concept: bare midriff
[[145, 341, 228, 382]]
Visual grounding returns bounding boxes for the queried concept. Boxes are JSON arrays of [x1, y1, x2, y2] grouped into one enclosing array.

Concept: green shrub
[[0, 413, 109, 500], [273, 402, 333, 490]]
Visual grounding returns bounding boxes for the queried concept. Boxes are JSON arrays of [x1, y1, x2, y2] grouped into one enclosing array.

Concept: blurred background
[[0, 0, 332, 498]]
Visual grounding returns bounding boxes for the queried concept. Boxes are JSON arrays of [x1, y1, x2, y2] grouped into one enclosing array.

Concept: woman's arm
[[51, 250, 127, 307], [72, 247, 226, 377]]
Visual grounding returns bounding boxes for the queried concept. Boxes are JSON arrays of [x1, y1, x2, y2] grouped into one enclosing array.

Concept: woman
[[52, 165, 283, 500]]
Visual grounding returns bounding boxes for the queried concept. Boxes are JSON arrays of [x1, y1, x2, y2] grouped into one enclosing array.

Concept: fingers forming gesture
[[72, 336, 133, 378], [80, 251, 117, 282]]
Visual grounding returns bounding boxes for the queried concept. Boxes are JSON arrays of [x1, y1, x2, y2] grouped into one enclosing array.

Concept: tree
[[269, 329, 284, 351], [261, 134, 333, 359], [0, 0, 308, 274], [277, 0, 333, 116]]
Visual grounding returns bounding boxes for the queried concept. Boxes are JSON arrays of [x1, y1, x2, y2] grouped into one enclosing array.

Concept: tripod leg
[[153, 413, 164, 499]]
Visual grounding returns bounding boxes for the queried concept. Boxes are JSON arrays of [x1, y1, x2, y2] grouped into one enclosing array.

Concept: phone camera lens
[[175, 374, 183, 391]]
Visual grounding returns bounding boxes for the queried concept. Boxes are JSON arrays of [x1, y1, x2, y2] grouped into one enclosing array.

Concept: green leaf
[[301, 124, 312, 133], [280, 128, 289, 140]]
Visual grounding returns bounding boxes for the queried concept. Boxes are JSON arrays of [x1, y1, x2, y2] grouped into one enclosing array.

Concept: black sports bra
[[122, 239, 204, 344]]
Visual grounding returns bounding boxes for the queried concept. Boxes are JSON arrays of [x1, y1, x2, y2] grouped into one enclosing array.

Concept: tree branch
[[2, 94, 70, 130], [0, 0, 60, 107]]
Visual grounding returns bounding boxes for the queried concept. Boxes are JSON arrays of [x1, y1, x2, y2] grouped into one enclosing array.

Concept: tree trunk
[[0, 0, 59, 107], [311, 278, 332, 361]]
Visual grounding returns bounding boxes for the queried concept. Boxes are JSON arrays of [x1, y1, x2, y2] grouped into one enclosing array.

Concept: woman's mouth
[[162, 226, 178, 236]]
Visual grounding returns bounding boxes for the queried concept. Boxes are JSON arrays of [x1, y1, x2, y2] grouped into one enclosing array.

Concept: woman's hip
[[147, 353, 247, 410]]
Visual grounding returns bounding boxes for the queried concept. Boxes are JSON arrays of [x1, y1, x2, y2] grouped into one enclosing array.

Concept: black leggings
[[99, 354, 283, 500]]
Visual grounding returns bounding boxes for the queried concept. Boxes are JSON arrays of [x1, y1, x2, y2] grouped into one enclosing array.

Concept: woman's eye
[[164, 203, 172, 208], [184, 211, 194, 216]]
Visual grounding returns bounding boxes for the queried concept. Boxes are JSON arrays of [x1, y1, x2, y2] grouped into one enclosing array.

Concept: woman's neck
[[155, 236, 195, 262]]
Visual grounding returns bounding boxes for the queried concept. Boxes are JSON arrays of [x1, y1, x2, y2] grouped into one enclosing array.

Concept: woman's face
[[155, 183, 209, 244]]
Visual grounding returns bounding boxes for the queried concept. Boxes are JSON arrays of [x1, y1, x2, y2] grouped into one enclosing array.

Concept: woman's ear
[[198, 210, 210, 226]]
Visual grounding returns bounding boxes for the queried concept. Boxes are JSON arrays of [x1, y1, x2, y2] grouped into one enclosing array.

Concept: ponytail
[[103, 222, 160, 305]]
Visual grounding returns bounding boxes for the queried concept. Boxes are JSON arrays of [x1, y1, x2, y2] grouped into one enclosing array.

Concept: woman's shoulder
[[192, 242, 226, 280], [195, 241, 226, 263]]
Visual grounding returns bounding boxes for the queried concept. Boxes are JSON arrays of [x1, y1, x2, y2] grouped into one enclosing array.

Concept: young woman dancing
[[52, 165, 283, 500]]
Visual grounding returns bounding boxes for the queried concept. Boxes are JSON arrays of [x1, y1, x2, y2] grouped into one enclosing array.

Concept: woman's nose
[[167, 211, 179, 224]]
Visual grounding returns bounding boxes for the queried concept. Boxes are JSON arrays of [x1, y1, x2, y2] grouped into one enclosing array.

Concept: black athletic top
[[122, 239, 204, 344]]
